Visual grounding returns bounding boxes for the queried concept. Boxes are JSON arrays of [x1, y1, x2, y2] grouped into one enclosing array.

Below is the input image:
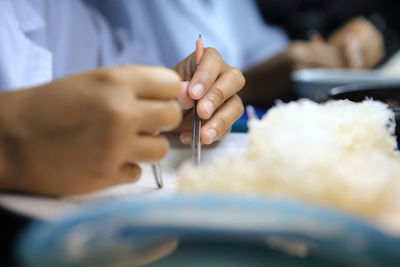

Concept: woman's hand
[[173, 47, 245, 145]]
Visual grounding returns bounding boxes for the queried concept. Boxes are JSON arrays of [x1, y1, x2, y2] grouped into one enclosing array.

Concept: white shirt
[[0, 0, 158, 92], [0, 0, 289, 92], [97, 0, 290, 70]]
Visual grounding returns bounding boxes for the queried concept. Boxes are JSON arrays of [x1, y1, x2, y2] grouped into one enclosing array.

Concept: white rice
[[178, 99, 400, 219]]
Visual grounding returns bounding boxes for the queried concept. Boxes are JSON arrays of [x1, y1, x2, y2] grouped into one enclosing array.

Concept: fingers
[[118, 162, 142, 183], [172, 47, 245, 145], [188, 48, 225, 100], [89, 163, 142, 195], [180, 126, 231, 144], [218, 127, 232, 141], [176, 81, 193, 110], [364, 39, 384, 67], [310, 33, 325, 44], [130, 66, 182, 99], [55, 163, 142, 196], [136, 100, 182, 133], [292, 42, 345, 69], [327, 17, 384, 69], [200, 95, 243, 144], [356, 21, 384, 68], [177, 95, 243, 145], [312, 45, 344, 68], [129, 135, 170, 162], [95, 65, 182, 100], [172, 110, 193, 135], [197, 67, 245, 120], [345, 34, 364, 68], [179, 95, 243, 145]]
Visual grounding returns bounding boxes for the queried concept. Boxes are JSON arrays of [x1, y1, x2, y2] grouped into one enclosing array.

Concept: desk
[[0, 133, 249, 221]]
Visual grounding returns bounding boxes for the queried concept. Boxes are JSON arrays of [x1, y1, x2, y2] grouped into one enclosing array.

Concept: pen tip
[[199, 34, 202, 40]]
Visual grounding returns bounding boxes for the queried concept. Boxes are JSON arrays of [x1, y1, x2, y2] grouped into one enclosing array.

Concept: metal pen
[[192, 34, 204, 166], [152, 162, 163, 188]]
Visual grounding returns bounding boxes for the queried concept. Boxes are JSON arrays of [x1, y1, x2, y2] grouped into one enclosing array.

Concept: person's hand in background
[[173, 47, 245, 145], [241, 38, 346, 106], [328, 17, 385, 68], [286, 40, 346, 70], [0, 66, 182, 196], [239, 17, 384, 107]]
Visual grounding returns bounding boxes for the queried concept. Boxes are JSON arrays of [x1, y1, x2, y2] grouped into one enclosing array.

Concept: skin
[[174, 47, 245, 145], [0, 48, 245, 196], [328, 17, 385, 69], [0, 65, 183, 196], [241, 17, 384, 106], [241, 41, 345, 105]]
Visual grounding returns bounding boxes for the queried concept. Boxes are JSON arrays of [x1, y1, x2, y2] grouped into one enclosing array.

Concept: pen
[[192, 34, 203, 165]]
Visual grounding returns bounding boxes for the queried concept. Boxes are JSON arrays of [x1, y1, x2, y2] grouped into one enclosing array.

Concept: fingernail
[[206, 128, 217, 143], [202, 100, 214, 117], [180, 133, 192, 144], [190, 83, 204, 99]]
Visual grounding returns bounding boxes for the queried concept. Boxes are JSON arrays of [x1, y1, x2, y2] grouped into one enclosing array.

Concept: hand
[[328, 17, 384, 68], [0, 66, 182, 196], [173, 47, 245, 145], [286, 40, 346, 70]]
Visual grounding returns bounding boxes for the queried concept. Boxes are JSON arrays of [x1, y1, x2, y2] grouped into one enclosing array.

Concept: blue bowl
[[18, 195, 400, 266]]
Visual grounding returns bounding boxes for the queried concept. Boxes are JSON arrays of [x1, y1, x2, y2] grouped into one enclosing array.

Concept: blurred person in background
[[92, 0, 385, 106]]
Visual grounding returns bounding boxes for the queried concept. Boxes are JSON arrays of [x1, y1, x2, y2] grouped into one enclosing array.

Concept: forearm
[[240, 51, 295, 106], [0, 90, 27, 191]]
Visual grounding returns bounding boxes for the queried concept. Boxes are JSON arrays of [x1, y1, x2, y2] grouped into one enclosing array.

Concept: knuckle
[[94, 68, 123, 85], [101, 98, 132, 127], [214, 117, 227, 135], [159, 101, 182, 129], [219, 128, 232, 140], [210, 87, 225, 106], [205, 47, 219, 56], [232, 95, 245, 117], [122, 163, 142, 182], [198, 66, 214, 80], [229, 67, 246, 88], [170, 101, 183, 126], [153, 136, 170, 160], [205, 47, 223, 64]]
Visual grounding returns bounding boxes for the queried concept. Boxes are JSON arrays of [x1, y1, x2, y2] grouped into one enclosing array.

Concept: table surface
[[0, 133, 249, 221]]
